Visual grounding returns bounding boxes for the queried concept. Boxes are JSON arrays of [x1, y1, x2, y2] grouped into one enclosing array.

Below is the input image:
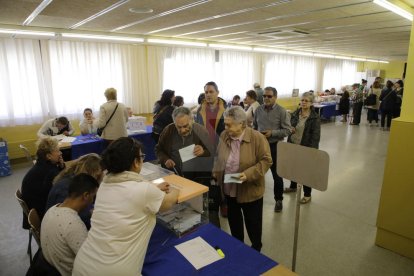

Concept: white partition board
[[277, 142, 329, 191]]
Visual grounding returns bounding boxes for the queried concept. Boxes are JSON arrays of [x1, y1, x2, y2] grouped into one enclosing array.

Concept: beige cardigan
[[98, 100, 128, 140], [213, 127, 272, 203]]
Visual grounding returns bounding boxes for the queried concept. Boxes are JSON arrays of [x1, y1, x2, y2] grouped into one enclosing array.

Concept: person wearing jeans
[[284, 92, 320, 203]]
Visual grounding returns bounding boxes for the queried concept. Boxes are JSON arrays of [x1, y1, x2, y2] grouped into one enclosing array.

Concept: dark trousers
[[269, 142, 284, 201], [367, 109, 378, 123], [226, 196, 263, 252], [381, 110, 393, 128], [352, 102, 363, 124], [289, 181, 312, 197]]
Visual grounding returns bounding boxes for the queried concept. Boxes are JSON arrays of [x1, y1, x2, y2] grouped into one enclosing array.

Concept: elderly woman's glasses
[[139, 154, 146, 161]]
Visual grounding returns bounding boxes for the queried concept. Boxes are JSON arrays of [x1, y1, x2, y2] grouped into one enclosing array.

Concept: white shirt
[[72, 174, 165, 276], [79, 118, 98, 134], [37, 118, 74, 138], [41, 205, 88, 276]]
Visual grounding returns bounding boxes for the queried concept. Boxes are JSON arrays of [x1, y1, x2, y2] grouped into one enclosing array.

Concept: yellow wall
[[357, 60, 406, 79], [375, 20, 414, 260]]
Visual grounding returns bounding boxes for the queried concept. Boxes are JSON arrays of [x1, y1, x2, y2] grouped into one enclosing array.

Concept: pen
[[214, 246, 225, 258], [172, 166, 179, 175]]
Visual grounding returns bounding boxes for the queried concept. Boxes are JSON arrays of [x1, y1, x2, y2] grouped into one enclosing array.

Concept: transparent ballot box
[[154, 174, 209, 237], [140, 162, 173, 181]]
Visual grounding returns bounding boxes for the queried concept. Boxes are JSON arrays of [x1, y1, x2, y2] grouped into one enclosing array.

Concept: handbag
[[364, 94, 377, 106], [97, 103, 119, 136]]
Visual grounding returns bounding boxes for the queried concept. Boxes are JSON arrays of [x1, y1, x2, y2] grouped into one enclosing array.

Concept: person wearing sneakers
[[284, 92, 321, 204], [253, 86, 291, 212]]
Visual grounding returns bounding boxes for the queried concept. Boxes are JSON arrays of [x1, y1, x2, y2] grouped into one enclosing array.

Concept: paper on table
[[179, 144, 196, 163], [175, 237, 222, 270], [60, 136, 76, 143], [53, 134, 66, 141], [224, 173, 242, 184]]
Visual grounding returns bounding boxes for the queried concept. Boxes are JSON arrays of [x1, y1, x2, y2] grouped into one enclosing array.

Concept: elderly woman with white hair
[[284, 92, 321, 204], [213, 106, 272, 252]]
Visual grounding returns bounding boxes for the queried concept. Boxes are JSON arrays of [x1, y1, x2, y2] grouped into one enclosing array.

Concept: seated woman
[[21, 137, 65, 225], [72, 137, 179, 275], [46, 153, 103, 229], [79, 108, 98, 135], [37, 117, 74, 138]]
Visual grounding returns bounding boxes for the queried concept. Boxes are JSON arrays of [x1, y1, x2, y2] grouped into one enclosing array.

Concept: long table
[[143, 223, 278, 276], [70, 126, 156, 160], [313, 102, 338, 120]]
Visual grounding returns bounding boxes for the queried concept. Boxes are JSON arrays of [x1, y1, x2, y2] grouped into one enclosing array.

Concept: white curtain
[[0, 38, 48, 126], [163, 47, 215, 105], [43, 40, 126, 119], [264, 54, 318, 97], [322, 59, 358, 90]]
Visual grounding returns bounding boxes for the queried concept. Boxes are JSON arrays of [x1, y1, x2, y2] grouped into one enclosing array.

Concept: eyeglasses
[[263, 95, 273, 98], [139, 154, 146, 160]]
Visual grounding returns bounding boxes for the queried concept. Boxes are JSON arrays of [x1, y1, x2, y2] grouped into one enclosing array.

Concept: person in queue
[[253, 83, 264, 104], [195, 81, 228, 217], [253, 86, 291, 212], [152, 89, 176, 143], [283, 92, 321, 204], [41, 174, 99, 276], [379, 80, 397, 131], [37, 116, 74, 138], [244, 90, 260, 127], [98, 87, 128, 146], [213, 106, 272, 252], [350, 83, 363, 125], [366, 81, 382, 126], [155, 107, 219, 226], [72, 137, 179, 275], [21, 137, 65, 224], [173, 96, 184, 107], [79, 108, 98, 135], [46, 153, 103, 229]]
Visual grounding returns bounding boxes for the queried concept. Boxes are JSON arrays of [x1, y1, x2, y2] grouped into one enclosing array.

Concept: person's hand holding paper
[[179, 144, 196, 162]]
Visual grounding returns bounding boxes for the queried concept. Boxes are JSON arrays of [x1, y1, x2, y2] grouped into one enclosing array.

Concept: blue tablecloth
[[143, 223, 277, 276], [315, 103, 338, 119], [71, 126, 156, 161]]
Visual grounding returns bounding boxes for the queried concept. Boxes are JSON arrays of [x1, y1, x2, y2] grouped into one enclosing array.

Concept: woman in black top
[[339, 91, 350, 122], [152, 89, 176, 143], [379, 80, 397, 130], [21, 137, 65, 228]]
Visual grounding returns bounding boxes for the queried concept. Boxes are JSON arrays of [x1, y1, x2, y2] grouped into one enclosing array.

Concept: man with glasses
[[253, 87, 292, 212], [156, 107, 220, 226]]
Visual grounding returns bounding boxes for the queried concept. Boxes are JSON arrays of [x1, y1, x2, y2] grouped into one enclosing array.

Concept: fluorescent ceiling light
[[209, 43, 252, 51], [0, 29, 54, 37], [287, 50, 313, 56], [334, 56, 352, 60], [147, 38, 206, 47], [373, 0, 413, 21], [314, 53, 335, 58], [253, 47, 287, 54], [61, 33, 144, 42], [352, 57, 367, 61], [70, 0, 130, 29], [22, 0, 53, 26], [366, 59, 380, 62], [379, 60, 389, 63]]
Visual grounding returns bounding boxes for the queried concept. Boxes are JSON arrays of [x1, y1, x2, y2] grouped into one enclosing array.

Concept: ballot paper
[[60, 136, 76, 143], [175, 237, 222, 270], [179, 144, 196, 163], [224, 173, 243, 184]]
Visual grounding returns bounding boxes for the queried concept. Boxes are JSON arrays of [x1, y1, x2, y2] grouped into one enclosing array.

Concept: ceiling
[[0, 0, 413, 60]]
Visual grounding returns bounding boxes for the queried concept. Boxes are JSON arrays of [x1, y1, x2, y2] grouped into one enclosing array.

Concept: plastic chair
[[28, 209, 41, 248], [19, 144, 36, 165], [15, 189, 34, 264]]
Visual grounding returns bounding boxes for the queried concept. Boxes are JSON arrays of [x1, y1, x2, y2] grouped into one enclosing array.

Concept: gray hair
[[172, 106, 192, 122], [302, 92, 314, 103], [224, 106, 247, 126]]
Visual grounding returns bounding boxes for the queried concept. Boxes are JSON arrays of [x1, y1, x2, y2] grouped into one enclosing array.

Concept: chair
[[15, 189, 34, 264], [28, 209, 41, 249], [19, 144, 36, 165]]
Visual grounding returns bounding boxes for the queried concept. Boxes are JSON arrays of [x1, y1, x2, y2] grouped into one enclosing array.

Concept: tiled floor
[[1, 115, 414, 275]]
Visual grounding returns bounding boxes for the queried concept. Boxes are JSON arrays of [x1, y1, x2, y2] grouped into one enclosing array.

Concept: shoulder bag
[[97, 103, 119, 136]]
